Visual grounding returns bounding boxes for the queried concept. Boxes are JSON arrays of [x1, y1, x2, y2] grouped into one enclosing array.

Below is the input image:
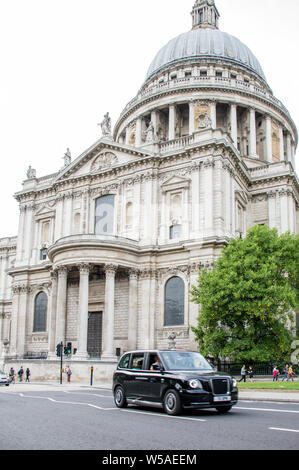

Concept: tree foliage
[[191, 225, 299, 363]]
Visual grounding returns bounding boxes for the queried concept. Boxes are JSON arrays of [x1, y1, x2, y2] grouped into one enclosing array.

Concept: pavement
[[2, 380, 299, 403]]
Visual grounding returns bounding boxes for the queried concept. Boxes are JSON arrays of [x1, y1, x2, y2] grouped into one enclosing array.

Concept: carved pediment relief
[[90, 152, 118, 173], [161, 175, 191, 193]]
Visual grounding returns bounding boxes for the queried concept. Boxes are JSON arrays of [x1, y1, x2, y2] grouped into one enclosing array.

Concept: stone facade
[[0, 1, 298, 381]]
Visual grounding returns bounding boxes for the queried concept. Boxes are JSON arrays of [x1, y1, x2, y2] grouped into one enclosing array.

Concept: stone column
[[9, 286, 20, 357], [139, 269, 151, 350], [279, 127, 285, 161], [16, 206, 26, 263], [24, 203, 35, 265], [136, 117, 142, 147], [169, 104, 176, 140], [55, 266, 68, 344], [48, 269, 58, 358], [210, 100, 217, 129], [266, 115, 273, 163], [102, 263, 118, 360], [230, 103, 238, 148], [189, 101, 195, 135], [128, 269, 138, 350], [203, 159, 214, 237], [151, 110, 157, 141], [125, 127, 130, 145], [286, 133, 292, 163], [17, 285, 29, 358], [76, 263, 91, 360], [249, 107, 257, 157]]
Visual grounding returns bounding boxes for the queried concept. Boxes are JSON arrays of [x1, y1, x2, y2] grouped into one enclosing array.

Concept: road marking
[[63, 391, 111, 398], [120, 408, 206, 422], [269, 427, 299, 434], [236, 406, 299, 414]]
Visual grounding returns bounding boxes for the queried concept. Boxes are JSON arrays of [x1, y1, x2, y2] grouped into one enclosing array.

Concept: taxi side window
[[131, 353, 144, 369], [118, 353, 130, 369]]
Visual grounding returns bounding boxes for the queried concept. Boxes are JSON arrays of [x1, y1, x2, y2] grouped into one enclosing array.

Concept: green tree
[[191, 225, 299, 363]]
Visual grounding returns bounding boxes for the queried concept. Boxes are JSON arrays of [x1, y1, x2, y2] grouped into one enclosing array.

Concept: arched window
[[95, 195, 115, 234], [164, 277, 185, 326], [33, 292, 48, 332]]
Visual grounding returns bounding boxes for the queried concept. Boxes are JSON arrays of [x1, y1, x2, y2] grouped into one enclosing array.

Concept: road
[[1, 386, 299, 451]]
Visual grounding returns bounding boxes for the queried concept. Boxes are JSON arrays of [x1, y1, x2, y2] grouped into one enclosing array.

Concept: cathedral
[[0, 1, 298, 382]]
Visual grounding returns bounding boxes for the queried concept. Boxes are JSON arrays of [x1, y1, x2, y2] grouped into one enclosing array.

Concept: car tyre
[[114, 386, 127, 408], [215, 405, 232, 414], [163, 389, 182, 416]]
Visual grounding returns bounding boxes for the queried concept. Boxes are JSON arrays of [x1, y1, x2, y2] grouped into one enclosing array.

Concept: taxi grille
[[211, 378, 229, 395]]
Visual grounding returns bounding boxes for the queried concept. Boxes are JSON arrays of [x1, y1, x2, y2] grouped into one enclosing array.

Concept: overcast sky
[[0, 0, 298, 238]]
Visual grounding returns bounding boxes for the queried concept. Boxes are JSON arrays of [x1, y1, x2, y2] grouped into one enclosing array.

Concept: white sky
[[0, 0, 298, 238]]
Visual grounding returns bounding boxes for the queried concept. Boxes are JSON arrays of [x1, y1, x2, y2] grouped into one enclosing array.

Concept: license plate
[[214, 395, 231, 402]]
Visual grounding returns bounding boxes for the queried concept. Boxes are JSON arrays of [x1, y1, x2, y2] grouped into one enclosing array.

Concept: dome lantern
[[191, 0, 220, 30]]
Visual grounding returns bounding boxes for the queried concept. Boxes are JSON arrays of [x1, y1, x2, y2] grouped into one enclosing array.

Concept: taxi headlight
[[188, 379, 203, 389], [232, 378, 237, 388]]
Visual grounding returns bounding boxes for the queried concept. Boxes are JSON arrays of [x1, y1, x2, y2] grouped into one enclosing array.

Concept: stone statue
[[145, 121, 155, 143], [26, 166, 36, 179], [198, 112, 212, 128], [99, 112, 112, 136], [168, 331, 177, 349], [63, 148, 72, 167]]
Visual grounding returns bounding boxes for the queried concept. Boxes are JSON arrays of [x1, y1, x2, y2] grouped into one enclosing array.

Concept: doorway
[[87, 311, 103, 358]]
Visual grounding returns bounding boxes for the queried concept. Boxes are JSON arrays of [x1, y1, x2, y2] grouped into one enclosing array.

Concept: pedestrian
[[281, 364, 289, 382], [9, 367, 15, 384], [239, 365, 247, 382], [248, 365, 254, 383], [273, 366, 279, 382], [25, 368, 31, 382], [66, 366, 72, 383], [288, 364, 294, 382], [18, 366, 24, 382]]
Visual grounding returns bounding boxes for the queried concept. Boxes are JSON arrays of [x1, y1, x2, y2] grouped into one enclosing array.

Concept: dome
[[146, 28, 266, 82]]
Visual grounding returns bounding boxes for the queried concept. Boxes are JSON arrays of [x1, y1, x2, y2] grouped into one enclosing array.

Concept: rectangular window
[[200, 70, 207, 77], [131, 353, 144, 370], [40, 248, 47, 260]]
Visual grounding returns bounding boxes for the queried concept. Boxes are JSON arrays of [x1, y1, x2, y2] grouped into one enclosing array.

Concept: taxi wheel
[[163, 389, 182, 415], [114, 386, 127, 408]]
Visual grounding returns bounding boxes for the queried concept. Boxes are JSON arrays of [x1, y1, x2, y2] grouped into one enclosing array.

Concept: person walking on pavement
[[9, 367, 15, 384], [288, 364, 294, 382], [248, 365, 254, 383], [281, 364, 289, 382], [239, 365, 247, 382], [25, 368, 31, 382], [66, 366, 72, 383], [18, 366, 24, 382], [273, 366, 279, 382]]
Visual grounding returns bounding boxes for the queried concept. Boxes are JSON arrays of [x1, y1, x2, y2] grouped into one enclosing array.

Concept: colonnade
[[122, 100, 296, 166], [49, 263, 139, 361]]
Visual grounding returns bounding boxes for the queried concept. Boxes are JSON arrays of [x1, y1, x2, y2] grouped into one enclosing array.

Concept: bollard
[[90, 366, 94, 386]]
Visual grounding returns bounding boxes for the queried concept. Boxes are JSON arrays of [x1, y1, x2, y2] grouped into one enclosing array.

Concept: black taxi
[[113, 349, 238, 415]]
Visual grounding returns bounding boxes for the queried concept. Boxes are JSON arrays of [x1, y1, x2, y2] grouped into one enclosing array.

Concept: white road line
[[120, 408, 206, 422], [269, 427, 299, 434], [236, 406, 299, 414], [63, 391, 111, 398]]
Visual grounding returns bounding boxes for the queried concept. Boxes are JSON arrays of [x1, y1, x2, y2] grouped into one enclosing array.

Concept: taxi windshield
[[160, 351, 213, 371]]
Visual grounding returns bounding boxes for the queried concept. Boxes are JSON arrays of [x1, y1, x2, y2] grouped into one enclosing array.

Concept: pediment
[[161, 175, 191, 192], [54, 138, 152, 182], [35, 202, 56, 219]]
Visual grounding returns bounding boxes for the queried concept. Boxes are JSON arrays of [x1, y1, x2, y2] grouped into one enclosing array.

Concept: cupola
[[191, 0, 220, 30]]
